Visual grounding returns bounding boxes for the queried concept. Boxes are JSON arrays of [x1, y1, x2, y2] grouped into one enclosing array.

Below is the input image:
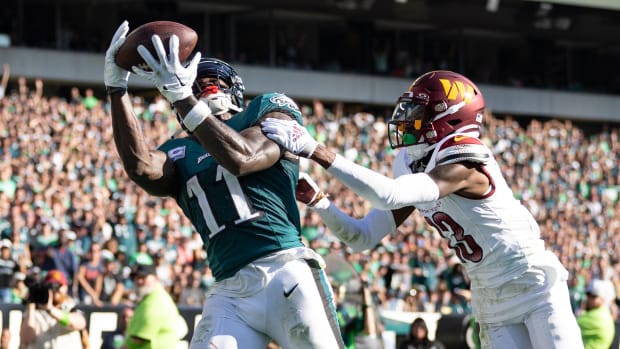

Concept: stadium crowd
[[0, 75, 619, 326]]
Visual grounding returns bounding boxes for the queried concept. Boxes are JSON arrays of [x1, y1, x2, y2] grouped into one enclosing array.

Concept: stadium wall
[[0, 303, 473, 349], [3, 47, 620, 122], [2, 302, 619, 349]]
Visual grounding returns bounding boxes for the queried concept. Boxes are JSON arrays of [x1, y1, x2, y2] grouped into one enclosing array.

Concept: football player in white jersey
[[261, 70, 584, 349]]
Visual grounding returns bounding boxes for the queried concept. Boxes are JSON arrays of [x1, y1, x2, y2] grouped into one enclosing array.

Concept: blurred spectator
[[0, 63, 9, 100], [81, 88, 99, 110], [333, 283, 364, 349], [100, 255, 125, 305], [178, 269, 206, 306], [153, 251, 173, 290], [0, 167, 16, 199], [577, 279, 616, 349], [20, 270, 86, 348], [69, 87, 82, 105], [101, 304, 134, 349], [354, 276, 384, 349], [398, 317, 446, 349], [51, 229, 79, 296], [131, 241, 153, 266], [11, 271, 28, 304], [77, 242, 103, 306], [113, 215, 137, 258], [0, 239, 18, 302]]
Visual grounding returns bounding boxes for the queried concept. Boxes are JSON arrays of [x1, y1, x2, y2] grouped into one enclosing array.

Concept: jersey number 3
[[187, 166, 261, 238], [426, 212, 483, 263]]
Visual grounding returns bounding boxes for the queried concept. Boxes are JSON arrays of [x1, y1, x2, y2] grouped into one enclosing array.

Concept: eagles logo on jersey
[[269, 94, 300, 112]]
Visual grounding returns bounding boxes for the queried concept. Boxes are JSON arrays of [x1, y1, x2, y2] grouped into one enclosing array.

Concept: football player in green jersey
[[104, 21, 345, 349]]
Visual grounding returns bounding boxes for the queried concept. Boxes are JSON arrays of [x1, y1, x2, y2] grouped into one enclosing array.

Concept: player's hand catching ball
[[132, 34, 201, 103], [104, 21, 131, 91]]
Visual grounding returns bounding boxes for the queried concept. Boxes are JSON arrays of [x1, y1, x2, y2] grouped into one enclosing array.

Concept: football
[[115, 20, 198, 71]]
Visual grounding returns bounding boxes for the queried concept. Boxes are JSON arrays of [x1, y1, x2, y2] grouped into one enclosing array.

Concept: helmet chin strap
[[200, 91, 243, 116]]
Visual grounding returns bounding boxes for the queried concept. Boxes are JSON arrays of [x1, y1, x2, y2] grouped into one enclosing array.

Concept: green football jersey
[[159, 93, 304, 280]]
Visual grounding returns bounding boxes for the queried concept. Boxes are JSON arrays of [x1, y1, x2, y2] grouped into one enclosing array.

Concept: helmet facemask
[[192, 58, 245, 117], [388, 92, 435, 150], [387, 70, 486, 151], [194, 81, 242, 118]]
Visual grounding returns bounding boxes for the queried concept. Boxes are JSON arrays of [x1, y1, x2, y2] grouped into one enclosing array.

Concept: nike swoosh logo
[[283, 283, 299, 298], [454, 135, 467, 142]]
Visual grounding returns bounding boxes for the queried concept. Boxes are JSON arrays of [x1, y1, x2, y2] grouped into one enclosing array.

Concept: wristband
[[311, 197, 330, 210], [59, 312, 70, 327], [182, 101, 212, 132], [308, 192, 329, 208], [106, 86, 127, 96]]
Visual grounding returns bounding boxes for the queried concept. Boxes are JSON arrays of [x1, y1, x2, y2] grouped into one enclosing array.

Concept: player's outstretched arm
[[106, 22, 177, 197], [109, 93, 177, 196], [297, 173, 415, 251], [262, 118, 441, 209], [177, 97, 287, 176]]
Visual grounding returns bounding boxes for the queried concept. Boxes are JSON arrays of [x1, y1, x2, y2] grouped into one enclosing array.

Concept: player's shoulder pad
[[435, 134, 491, 166], [256, 92, 302, 124]]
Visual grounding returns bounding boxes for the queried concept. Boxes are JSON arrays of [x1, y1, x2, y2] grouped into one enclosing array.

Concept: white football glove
[[132, 34, 201, 103], [104, 21, 131, 89], [260, 118, 319, 157], [296, 172, 329, 207]]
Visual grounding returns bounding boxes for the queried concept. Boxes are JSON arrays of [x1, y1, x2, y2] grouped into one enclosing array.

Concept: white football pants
[[189, 247, 345, 349], [474, 264, 583, 349]]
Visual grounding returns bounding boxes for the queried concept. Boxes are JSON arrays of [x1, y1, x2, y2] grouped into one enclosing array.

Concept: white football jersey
[[393, 134, 564, 289]]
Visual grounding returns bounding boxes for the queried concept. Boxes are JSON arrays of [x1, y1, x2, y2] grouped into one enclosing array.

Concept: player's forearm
[[309, 144, 336, 169], [110, 93, 156, 178], [312, 202, 396, 252], [195, 120, 258, 170], [326, 154, 438, 209], [174, 97, 271, 175]]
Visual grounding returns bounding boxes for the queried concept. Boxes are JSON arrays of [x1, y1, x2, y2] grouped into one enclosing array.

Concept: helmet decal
[[439, 79, 475, 102]]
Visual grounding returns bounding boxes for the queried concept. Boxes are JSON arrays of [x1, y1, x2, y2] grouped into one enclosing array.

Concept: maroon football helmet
[[388, 70, 485, 149]]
